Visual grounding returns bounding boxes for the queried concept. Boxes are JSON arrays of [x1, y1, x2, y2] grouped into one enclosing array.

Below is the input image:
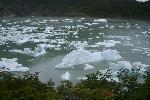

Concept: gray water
[[0, 17, 150, 84]]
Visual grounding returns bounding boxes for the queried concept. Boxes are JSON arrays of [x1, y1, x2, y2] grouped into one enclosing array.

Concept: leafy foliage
[[0, 69, 150, 100], [0, 72, 63, 100]]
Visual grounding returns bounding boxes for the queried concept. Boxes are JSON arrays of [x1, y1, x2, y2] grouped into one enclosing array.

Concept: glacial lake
[[0, 17, 150, 84]]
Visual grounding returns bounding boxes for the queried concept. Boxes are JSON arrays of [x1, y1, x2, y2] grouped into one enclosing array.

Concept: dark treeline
[[0, 70, 150, 99], [0, 0, 150, 19]]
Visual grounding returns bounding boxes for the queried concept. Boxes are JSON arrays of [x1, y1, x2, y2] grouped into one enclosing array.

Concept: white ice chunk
[[84, 64, 95, 70], [61, 71, 71, 80], [69, 41, 88, 49], [16, 37, 29, 45], [9, 44, 46, 57], [30, 44, 46, 57], [137, 0, 148, 2], [24, 19, 31, 22], [109, 61, 132, 76], [95, 40, 121, 47], [94, 19, 107, 23], [101, 49, 122, 60], [76, 77, 87, 80], [55, 49, 121, 68], [132, 62, 149, 74], [0, 58, 29, 72], [109, 61, 149, 76]]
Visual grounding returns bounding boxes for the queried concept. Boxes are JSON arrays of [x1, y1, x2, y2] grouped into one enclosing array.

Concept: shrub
[[0, 69, 150, 100]]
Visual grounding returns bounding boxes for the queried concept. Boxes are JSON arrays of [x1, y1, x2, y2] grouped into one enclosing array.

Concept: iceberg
[[95, 40, 121, 48], [101, 49, 122, 60], [84, 64, 95, 70], [137, 0, 148, 2], [132, 62, 149, 74], [33, 44, 46, 57], [94, 19, 107, 23], [109, 61, 149, 76], [9, 44, 46, 57], [61, 71, 71, 80], [109, 61, 132, 76], [55, 49, 121, 68], [0, 58, 29, 72], [16, 37, 29, 45]]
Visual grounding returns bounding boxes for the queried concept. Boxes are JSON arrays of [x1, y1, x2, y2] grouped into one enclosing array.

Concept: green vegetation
[[0, 0, 150, 19], [0, 69, 150, 100]]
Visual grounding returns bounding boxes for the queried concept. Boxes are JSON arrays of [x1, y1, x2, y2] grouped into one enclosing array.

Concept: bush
[[0, 71, 64, 100], [0, 69, 150, 100]]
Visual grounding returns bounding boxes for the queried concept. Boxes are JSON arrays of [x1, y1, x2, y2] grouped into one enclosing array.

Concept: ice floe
[[137, 0, 148, 2], [94, 19, 107, 23], [76, 77, 87, 80], [109, 61, 149, 76], [55, 49, 121, 68], [0, 58, 29, 72], [94, 40, 121, 47], [9, 44, 47, 57], [109, 61, 132, 76], [61, 71, 71, 80], [69, 41, 88, 49], [84, 64, 95, 70], [132, 47, 150, 57], [132, 62, 149, 74]]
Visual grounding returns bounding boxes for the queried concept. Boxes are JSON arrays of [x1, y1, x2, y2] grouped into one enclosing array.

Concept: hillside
[[0, 0, 150, 19]]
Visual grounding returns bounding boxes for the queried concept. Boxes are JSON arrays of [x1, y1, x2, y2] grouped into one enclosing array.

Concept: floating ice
[[33, 44, 46, 57], [95, 40, 121, 47], [61, 71, 71, 80], [109, 61, 149, 76], [94, 19, 107, 23], [9, 44, 46, 57], [132, 62, 149, 74], [109, 26, 115, 29], [101, 49, 122, 60], [16, 37, 29, 45], [119, 26, 124, 28], [132, 47, 150, 57], [55, 49, 121, 68], [84, 64, 95, 70], [76, 77, 87, 80], [24, 19, 31, 22], [85, 23, 93, 26], [137, 0, 148, 2], [50, 20, 58, 22], [63, 19, 73, 23], [109, 61, 132, 76], [105, 35, 132, 40], [98, 61, 132, 82], [69, 41, 88, 49], [0, 58, 29, 72], [92, 23, 99, 25], [44, 26, 54, 33]]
